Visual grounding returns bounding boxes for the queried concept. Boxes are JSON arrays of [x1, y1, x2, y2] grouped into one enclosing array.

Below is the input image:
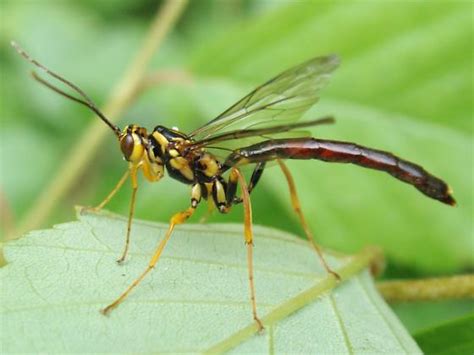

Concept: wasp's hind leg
[[276, 159, 340, 280], [101, 183, 200, 315]]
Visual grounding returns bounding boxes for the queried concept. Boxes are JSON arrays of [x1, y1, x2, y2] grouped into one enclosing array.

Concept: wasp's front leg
[[83, 170, 130, 212], [101, 182, 201, 316], [117, 166, 139, 264], [80, 166, 137, 264], [117, 155, 164, 264]]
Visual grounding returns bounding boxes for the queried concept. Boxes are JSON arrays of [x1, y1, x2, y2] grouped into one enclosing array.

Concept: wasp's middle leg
[[223, 169, 264, 331], [276, 159, 340, 280], [227, 162, 266, 205]]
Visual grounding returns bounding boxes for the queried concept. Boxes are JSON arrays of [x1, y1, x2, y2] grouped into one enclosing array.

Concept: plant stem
[[377, 274, 474, 303], [138, 69, 193, 94], [11, 0, 188, 241]]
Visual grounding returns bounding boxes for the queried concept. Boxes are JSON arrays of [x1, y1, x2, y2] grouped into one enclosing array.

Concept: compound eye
[[120, 134, 135, 161]]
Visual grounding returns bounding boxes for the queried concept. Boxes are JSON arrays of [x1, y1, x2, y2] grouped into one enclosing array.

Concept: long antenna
[[11, 41, 122, 137]]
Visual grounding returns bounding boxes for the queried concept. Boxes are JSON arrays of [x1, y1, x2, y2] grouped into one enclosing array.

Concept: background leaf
[[392, 300, 474, 334], [413, 314, 474, 355], [1, 211, 420, 353]]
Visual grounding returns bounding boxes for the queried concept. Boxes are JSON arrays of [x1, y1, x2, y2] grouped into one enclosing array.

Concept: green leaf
[[413, 314, 474, 355], [392, 300, 474, 334], [1, 210, 420, 353]]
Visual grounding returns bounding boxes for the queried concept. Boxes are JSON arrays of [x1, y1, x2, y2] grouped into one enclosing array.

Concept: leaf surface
[[1, 210, 419, 353], [413, 314, 474, 355]]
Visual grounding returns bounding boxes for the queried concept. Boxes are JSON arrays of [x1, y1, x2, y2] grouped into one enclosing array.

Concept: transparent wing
[[187, 117, 334, 152], [189, 55, 340, 140]]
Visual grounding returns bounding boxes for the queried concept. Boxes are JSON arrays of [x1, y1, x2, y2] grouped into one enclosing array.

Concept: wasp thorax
[[120, 125, 147, 162]]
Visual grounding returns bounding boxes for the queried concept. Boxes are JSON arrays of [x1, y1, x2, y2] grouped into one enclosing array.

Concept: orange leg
[[117, 167, 139, 264], [81, 168, 136, 264], [101, 206, 196, 315], [88, 170, 130, 211], [277, 160, 340, 280], [81, 167, 138, 263], [232, 168, 264, 331]]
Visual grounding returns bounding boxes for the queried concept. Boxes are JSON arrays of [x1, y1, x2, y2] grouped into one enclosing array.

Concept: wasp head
[[119, 125, 148, 163]]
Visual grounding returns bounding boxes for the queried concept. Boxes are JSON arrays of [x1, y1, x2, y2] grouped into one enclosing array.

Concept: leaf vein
[[329, 294, 354, 354]]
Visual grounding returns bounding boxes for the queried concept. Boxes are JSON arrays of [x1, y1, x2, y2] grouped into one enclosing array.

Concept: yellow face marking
[[128, 133, 145, 162]]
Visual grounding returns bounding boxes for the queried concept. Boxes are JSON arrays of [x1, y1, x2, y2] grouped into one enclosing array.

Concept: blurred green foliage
[[413, 313, 474, 355], [0, 0, 472, 341]]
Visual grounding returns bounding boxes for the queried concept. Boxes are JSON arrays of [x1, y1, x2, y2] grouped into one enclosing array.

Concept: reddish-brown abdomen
[[224, 138, 455, 205]]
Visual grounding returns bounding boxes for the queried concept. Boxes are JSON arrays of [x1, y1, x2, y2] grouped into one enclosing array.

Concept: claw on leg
[[255, 316, 265, 332]]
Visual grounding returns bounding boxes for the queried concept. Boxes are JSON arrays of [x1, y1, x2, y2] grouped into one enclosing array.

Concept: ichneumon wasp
[[13, 42, 455, 331]]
